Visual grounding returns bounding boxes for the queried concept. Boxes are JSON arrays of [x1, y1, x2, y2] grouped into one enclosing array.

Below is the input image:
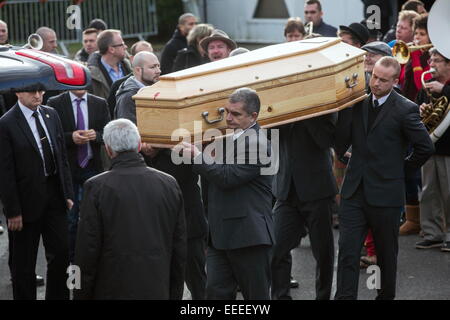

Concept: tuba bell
[[418, 0, 450, 143], [22, 34, 43, 50], [420, 69, 450, 143]]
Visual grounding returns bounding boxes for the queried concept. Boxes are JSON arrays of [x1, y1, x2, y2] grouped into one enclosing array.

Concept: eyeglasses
[[428, 58, 446, 64], [111, 42, 126, 48], [304, 10, 318, 14]]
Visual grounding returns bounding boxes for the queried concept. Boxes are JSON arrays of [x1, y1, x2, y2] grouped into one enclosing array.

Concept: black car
[[0, 45, 91, 93]]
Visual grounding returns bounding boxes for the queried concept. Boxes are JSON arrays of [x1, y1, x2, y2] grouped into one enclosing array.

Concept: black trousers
[[271, 195, 335, 300], [206, 244, 272, 300], [185, 236, 207, 300], [335, 183, 402, 300], [9, 175, 69, 300]]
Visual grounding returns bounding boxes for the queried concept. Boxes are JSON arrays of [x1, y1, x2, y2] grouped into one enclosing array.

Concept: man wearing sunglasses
[[304, 0, 337, 37]]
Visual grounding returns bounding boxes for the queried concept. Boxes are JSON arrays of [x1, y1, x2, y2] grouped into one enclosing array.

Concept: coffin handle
[[202, 107, 225, 124], [345, 73, 359, 89]]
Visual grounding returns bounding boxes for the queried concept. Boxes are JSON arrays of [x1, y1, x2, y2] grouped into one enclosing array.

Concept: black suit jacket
[[150, 149, 207, 240], [335, 90, 434, 207], [107, 74, 132, 119], [0, 104, 74, 222], [47, 92, 110, 174], [193, 123, 274, 250], [273, 114, 338, 202], [74, 152, 186, 300]]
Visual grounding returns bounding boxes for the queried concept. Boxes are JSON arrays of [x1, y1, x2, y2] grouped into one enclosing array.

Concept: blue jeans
[[68, 164, 98, 263]]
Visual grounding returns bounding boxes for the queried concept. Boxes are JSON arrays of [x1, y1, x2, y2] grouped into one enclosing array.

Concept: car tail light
[[16, 49, 86, 86]]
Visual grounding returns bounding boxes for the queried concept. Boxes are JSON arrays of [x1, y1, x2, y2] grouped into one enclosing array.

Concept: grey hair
[[179, 13, 196, 25], [229, 88, 260, 115], [103, 119, 141, 154], [35, 26, 56, 38]]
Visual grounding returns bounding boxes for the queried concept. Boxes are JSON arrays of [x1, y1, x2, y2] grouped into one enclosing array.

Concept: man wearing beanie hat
[[338, 22, 370, 48], [199, 29, 237, 62]]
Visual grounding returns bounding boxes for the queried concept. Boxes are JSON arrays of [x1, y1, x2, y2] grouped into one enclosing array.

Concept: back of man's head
[[88, 18, 108, 32], [130, 40, 153, 57], [402, 0, 426, 13], [103, 119, 141, 156]]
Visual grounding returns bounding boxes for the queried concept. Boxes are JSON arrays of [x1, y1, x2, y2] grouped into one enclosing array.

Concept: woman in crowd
[[172, 23, 213, 72]]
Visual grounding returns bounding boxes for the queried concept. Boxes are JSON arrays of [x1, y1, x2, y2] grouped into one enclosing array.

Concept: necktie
[[32, 111, 56, 175], [373, 99, 379, 108], [75, 98, 89, 168]]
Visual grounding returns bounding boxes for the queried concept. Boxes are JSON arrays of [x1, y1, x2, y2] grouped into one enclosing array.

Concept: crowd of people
[[0, 0, 449, 300]]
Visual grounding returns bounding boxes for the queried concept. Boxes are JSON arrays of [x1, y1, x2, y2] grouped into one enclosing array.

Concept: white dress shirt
[[18, 101, 55, 175], [372, 90, 392, 107], [232, 121, 257, 141]]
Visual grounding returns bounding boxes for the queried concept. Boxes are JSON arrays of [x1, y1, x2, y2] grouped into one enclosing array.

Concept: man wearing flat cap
[[338, 22, 370, 48], [362, 41, 393, 90], [199, 29, 237, 62]]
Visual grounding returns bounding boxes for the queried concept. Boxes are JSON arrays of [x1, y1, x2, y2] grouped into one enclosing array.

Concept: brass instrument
[[304, 21, 313, 37], [22, 34, 43, 50], [418, 0, 450, 142], [420, 68, 450, 142], [392, 40, 434, 64]]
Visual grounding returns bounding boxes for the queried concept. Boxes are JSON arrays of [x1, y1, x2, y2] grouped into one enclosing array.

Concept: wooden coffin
[[134, 37, 367, 146]]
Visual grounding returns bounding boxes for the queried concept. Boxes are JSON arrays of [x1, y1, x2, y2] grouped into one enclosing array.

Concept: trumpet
[[22, 34, 43, 51], [392, 40, 433, 64]]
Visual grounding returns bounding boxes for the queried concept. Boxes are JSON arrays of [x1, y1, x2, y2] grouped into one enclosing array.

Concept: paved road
[[1, 225, 448, 300]]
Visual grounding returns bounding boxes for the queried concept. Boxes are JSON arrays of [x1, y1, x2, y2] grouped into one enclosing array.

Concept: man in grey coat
[[114, 51, 160, 122], [179, 88, 274, 300], [74, 119, 186, 300]]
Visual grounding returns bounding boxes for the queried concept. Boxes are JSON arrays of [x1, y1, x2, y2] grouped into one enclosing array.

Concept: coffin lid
[[134, 37, 366, 103]]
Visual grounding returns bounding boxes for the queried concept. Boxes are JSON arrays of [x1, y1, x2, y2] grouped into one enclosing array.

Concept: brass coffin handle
[[202, 107, 225, 124], [345, 73, 359, 88]]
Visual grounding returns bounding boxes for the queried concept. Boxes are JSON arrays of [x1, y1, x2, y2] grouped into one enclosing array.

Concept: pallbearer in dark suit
[[0, 86, 74, 300], [47, 90, 110, 262], [179, 88, 274, 300], [334, 57, 434, 300], [271, 113, 337, 300]]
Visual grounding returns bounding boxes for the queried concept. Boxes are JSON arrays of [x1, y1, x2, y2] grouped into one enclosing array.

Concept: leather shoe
[[360, 255, 377, 268], [36, 275, 45, 287], [441, 241, 450, 252], [290, 277, 299, 289]]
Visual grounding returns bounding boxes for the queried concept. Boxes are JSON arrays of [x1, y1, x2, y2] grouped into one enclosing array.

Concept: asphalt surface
[[1, 223, 449, 300]]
